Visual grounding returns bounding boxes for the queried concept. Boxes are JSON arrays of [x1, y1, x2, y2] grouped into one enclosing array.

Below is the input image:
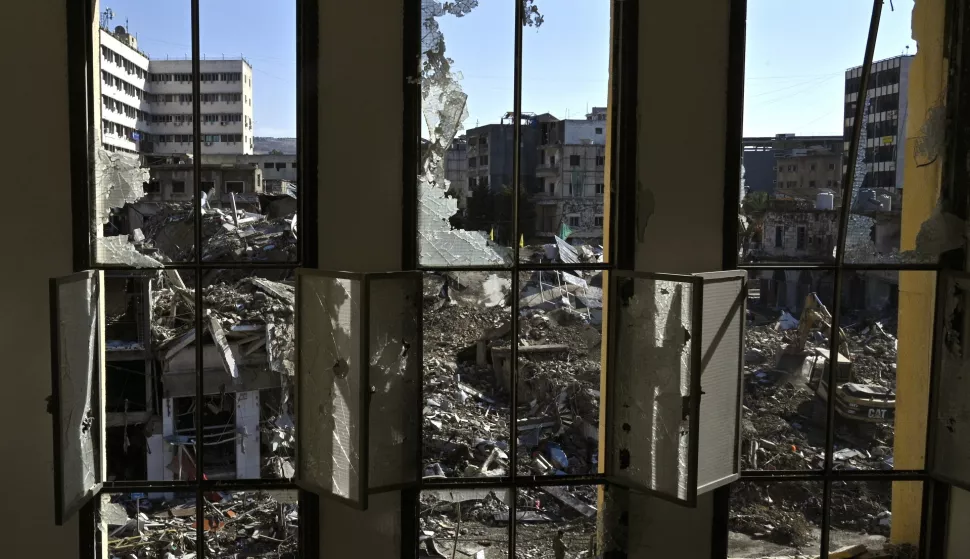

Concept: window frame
[[64, 0, 320, 556], [718, 1, 970, 557], [401, 0, 641, 556]]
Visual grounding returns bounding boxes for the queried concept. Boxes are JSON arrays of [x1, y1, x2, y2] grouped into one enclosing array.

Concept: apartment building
[[844, 54, 914, 193], [98, 26, 255, 155], [445, 136, 469, 208], [742, 134, 843, 196]]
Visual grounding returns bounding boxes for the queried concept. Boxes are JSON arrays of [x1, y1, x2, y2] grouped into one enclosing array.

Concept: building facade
[[844, 55, 914, 193], [742, 135, 843, 197], [98, 26, 255, 156], [445, 136, 469, 208]]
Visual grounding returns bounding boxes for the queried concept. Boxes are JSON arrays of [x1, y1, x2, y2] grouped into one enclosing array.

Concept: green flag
[[559, 221, 573, 240]]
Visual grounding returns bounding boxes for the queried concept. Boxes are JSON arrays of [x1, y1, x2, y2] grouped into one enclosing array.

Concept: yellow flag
[[520, 234, 524, 247], [489, 227, 494, 241]]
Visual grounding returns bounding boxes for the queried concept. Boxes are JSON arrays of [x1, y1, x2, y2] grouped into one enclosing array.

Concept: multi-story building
[[533, 108, 607, 242], [742, 135, 843, 196], [844, 55, 914, 193], [466, 113, 544, 195], [99, 26, 151, 154], [98, 25, 255, 156]]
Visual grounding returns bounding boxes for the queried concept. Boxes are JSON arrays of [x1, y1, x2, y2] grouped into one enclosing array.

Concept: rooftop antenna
[[100, 8, 114, 29]]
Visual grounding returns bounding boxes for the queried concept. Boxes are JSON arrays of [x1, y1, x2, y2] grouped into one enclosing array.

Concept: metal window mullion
[[821, 3, 884, 557], [508, 0, 525, 555], [190, 0, 206, 556]]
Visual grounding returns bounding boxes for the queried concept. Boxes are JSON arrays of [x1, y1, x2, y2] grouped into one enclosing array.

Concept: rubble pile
[[421, 266, 603, 479], [418, 486, 601, 559], [104, 492, 297, 558], [734, 305, 901, 549]]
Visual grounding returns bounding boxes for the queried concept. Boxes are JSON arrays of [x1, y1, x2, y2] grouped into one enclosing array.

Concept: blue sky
[[107, 0, 914, 138]]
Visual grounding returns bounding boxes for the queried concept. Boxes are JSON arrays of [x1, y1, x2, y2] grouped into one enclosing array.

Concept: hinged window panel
[[607, 271, 699, 505], [929, 271, 970, 491], [50, 270, 105, 525], [297, 270, 422, 509]]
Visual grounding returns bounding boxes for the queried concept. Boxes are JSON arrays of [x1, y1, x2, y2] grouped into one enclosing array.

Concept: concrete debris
[[733, 294, 903, 549], [423, 265, 603, 482], [102, 491, 297, 558]]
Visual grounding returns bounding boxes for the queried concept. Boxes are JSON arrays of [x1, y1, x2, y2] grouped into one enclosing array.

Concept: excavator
[[772, 293, 895, 431]]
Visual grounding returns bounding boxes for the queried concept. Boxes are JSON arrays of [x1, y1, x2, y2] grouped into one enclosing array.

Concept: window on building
[[827, 180, 834, 187], [774, 225, 784, 248], [595, 127, 603, 134], [596, 155, 605, 166], [547, 180, 554, 194], [480, 155, 489, 165], [567, 215, 580, 227], [596, 183, 605, 194], [143, 181, 160, 194], [569, 154, 581, 166], [291, 162, 297, 168], [809, 180, 816, 187], [225, 181, 245, 194], [796, 226, 806, 250], [171, 181, 186, 194], [468, 156, 476, 167], [594, 216, 604, 227], [810, 163, 816, 170]]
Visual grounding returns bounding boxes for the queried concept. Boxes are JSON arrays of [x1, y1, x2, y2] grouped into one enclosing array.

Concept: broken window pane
[[515, 270, 604, 476], [199, 0, 298, 264], [831, 271, 934, 471], [100, 492, 197, 557], [829, 481, 922, 556], [729, 481, 823, 558], [417, 1, 514, 266], [608, 273, 695, 501], [422, 272, 512, 479], [742, 269, 835, 471], [297, 272, 363, 505], [52, 271, 105, 524], [200, 269, 297, 480], [845, 4, 955, 264], [519, 1, 609, 262], [514, 484, 627, 559], [930, 272, 970, 488], [93, 2, 196, 265], [201, 490, 299, 557], [419, 488, 511, 558]]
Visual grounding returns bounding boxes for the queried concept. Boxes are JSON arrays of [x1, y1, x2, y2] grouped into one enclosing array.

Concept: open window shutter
[[928, 271, 970, 491], [606, 270, 745, 507], [694, 271, 746, 494], [50, 270, 105, 525], [606, 271, 701, 506], [296, 270, 422, 510]]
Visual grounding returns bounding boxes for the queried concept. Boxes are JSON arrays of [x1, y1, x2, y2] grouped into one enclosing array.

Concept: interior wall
[[948, 487, 970, 557], [0, 2, 81, 558]]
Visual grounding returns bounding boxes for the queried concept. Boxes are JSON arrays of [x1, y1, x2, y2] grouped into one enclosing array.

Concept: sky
[[106, 0, 915, 139]]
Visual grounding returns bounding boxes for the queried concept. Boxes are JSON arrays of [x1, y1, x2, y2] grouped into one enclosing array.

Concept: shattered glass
[[417, 0, 511, 267], [419, 488, 510, 558], [297, 274, 362, 503], [610, 275, 693, 501], [54, 271, 103, 523], [515, 485, 628, 559], [367, 274, 422, 490]]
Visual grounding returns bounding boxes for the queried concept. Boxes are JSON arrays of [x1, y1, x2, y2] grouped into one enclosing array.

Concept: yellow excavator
[[773, 293, 895, 430]]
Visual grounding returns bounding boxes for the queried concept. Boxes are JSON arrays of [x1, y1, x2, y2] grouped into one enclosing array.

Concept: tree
[[269, 149, 284, 155]]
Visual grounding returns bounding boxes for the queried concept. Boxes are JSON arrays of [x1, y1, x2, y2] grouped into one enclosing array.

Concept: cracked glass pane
[[200, 0, 298, 264], [609, 274, 694, 501], [53, 271, 104, 523], [729, 481, 823, 558], [515, 270, 604, 476], [844, 4, 955, 264], [297, 273, 362, 503], [100, 492, 197, 557], [419, 488, 511, 558], [828, 481, 922, 556], [519, 1, 609, 263], [515, 484, 627, 559], [417, 0, 513, 266], [422, 271, 512, 479], [831, 270, 934, 471], [368, 275, 422, 490], [198, 269, 297, 480], [931, 272, 970, 487], [93, 2, 196, 265], [742, 269, 834, 472]]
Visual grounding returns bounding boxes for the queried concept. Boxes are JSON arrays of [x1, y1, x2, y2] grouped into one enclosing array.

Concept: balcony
[[536, 163, 559, 177]]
